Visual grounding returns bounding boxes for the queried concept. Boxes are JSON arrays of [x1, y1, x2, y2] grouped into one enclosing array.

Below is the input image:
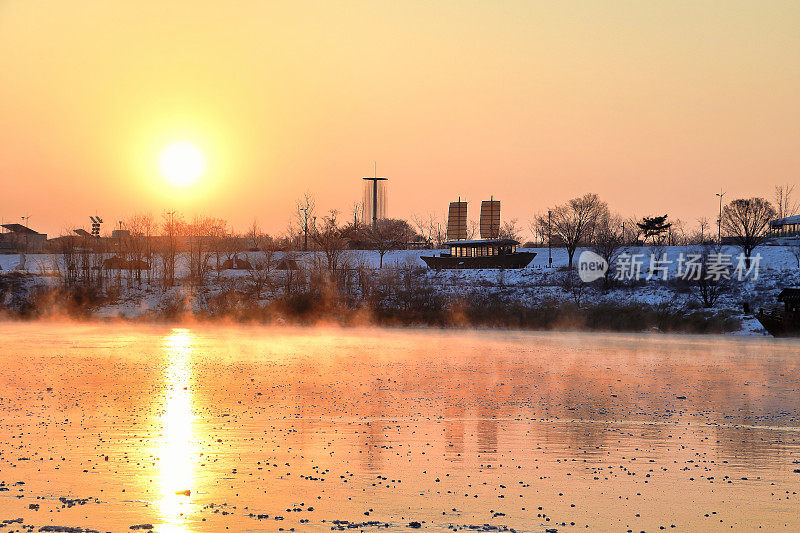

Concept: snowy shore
[[1, 245, 798, 335]]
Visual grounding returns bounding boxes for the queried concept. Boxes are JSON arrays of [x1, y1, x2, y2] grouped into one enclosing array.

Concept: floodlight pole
[[547, 210, 552, 266], [716, 190, 726, 245], [21, 215, 30, 252]]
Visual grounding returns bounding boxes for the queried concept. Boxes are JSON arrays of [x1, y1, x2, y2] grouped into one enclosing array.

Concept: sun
[[159, 142, 205, 187]]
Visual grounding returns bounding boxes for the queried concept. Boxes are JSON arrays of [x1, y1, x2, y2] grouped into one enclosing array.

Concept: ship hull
[[756, 311, 800, 337], [421, 252, 536, 270]]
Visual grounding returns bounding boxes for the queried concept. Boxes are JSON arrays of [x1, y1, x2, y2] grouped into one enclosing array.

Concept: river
[[1, 323, 798, 531]]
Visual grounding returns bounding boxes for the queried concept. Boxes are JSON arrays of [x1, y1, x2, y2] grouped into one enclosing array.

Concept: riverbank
[[1, 244, 797, 335]]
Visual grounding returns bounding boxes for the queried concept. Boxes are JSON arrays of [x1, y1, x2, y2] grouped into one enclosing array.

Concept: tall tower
[[362, 162, 388, 228]]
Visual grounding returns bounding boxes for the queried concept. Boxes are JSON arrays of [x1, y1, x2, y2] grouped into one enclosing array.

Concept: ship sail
[[479, 199, 500, 239], [446, 201, 468, 241]]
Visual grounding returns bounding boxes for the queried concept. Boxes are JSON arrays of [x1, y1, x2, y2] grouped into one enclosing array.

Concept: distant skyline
[[1, 0, 798, 237]]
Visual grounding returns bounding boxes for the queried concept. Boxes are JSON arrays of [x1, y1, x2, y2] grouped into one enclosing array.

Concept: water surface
[[1, 323, 799, 531]]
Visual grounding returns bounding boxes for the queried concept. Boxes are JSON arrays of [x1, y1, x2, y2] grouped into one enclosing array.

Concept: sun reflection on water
[[156, 328, 198, 531]]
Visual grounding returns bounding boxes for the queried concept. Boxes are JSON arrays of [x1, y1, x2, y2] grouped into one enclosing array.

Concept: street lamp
[[716, 191, 726, 245], [547, 210, 552, 266], [21, 215, 30, 252]]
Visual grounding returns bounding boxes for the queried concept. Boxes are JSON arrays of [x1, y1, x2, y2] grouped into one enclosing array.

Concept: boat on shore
[[756, 288, 800, 337], [421, 238, 535, 269], [421, 197, 536, 270]]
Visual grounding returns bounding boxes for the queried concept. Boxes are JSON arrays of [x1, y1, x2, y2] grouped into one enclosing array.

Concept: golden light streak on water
[[156, 328, 198, 532]]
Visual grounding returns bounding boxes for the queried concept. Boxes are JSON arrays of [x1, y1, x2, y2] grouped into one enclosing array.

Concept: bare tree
[[528, 213, 549, 247], [296, 193, 316, 252], [160, 210, 184, 289], [499, 218, 521, 241], [591, 213, 625, 290], [681, 245, 730, 308], [351, 201, 364, 228], [281, 251, 301, 295], [560, 270, 588, 307], [362, 218, 415, 268], [209, 218, 230, 277], [788, 243, 800, 269], [139, 213, 156, 286], [57, 234, 79, 287], [247, 247, 275, 300], [775, 184, 798, 220], [125, 214, 153, 288], [246, 219, 260, 250], [696, 217, 710, 244], [623, 215, 643, 245], [255, 233, 277, 272], [467, 219, 479, 240], [187, 215, 223, 286], [669, 218, 686, 245], [411, 213, 446, 247], [722, 197, 776, 267], [311, 210, 350, 276], [539, 193, 607, 268]]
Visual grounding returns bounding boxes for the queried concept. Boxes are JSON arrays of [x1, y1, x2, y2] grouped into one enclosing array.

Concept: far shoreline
[[0, 300, 768, 337]]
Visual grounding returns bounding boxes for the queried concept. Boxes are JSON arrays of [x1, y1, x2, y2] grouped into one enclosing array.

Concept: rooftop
[[778, 288, 800, 303], [770, 214, 800, 227], [1, 223, 42, 235], [443, 238, 519, 247]]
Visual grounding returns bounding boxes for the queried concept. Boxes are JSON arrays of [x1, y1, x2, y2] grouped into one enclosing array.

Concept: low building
[[0, 224, 47, 253], [221, 254, 252, 270], [767, 214, 800, 242], [102, 256, 151, 270]]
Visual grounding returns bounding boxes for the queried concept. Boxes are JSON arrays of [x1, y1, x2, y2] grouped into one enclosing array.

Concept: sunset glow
[[1, 1, 797, 234], [160, 142, 205, 187]]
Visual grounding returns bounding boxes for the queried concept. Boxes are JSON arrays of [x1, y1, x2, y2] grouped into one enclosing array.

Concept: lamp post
[[21, 215, 30, 252], [548, 210, 552, 266], [716, 191, 726, 245]]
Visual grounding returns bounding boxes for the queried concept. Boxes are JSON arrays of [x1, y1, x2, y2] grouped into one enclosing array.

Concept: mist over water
[[1, 323, 799, 531]]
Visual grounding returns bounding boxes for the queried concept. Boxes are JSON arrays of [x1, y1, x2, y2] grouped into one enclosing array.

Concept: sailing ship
[[756, 288, 800, 337], [421, 198, 536, 270]]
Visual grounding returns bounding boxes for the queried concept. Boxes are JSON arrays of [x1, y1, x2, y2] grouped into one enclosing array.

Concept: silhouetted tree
[[411, 213, 446, 248], [775, 184, 798, 220], [362, 218, 415, 268], [312, 210, 351, 276], [636, 215, 672, 246], [591, 213, 625, 290], [695, 217, 710, 244], [159, 210, 183, 289], [722, 197, 776, 267], [539, 193, 607, 268], [528, 213, 549, 247], [680, 245, 730, 308], [499, 218, 521, 241], [296, 193, 316, 252]]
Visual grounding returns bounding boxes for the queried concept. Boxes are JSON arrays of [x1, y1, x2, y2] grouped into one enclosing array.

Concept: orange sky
[[1, 1, 798, 237]]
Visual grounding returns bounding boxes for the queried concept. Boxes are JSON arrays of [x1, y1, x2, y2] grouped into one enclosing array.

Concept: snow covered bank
[[1, 244, 798, 335]]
